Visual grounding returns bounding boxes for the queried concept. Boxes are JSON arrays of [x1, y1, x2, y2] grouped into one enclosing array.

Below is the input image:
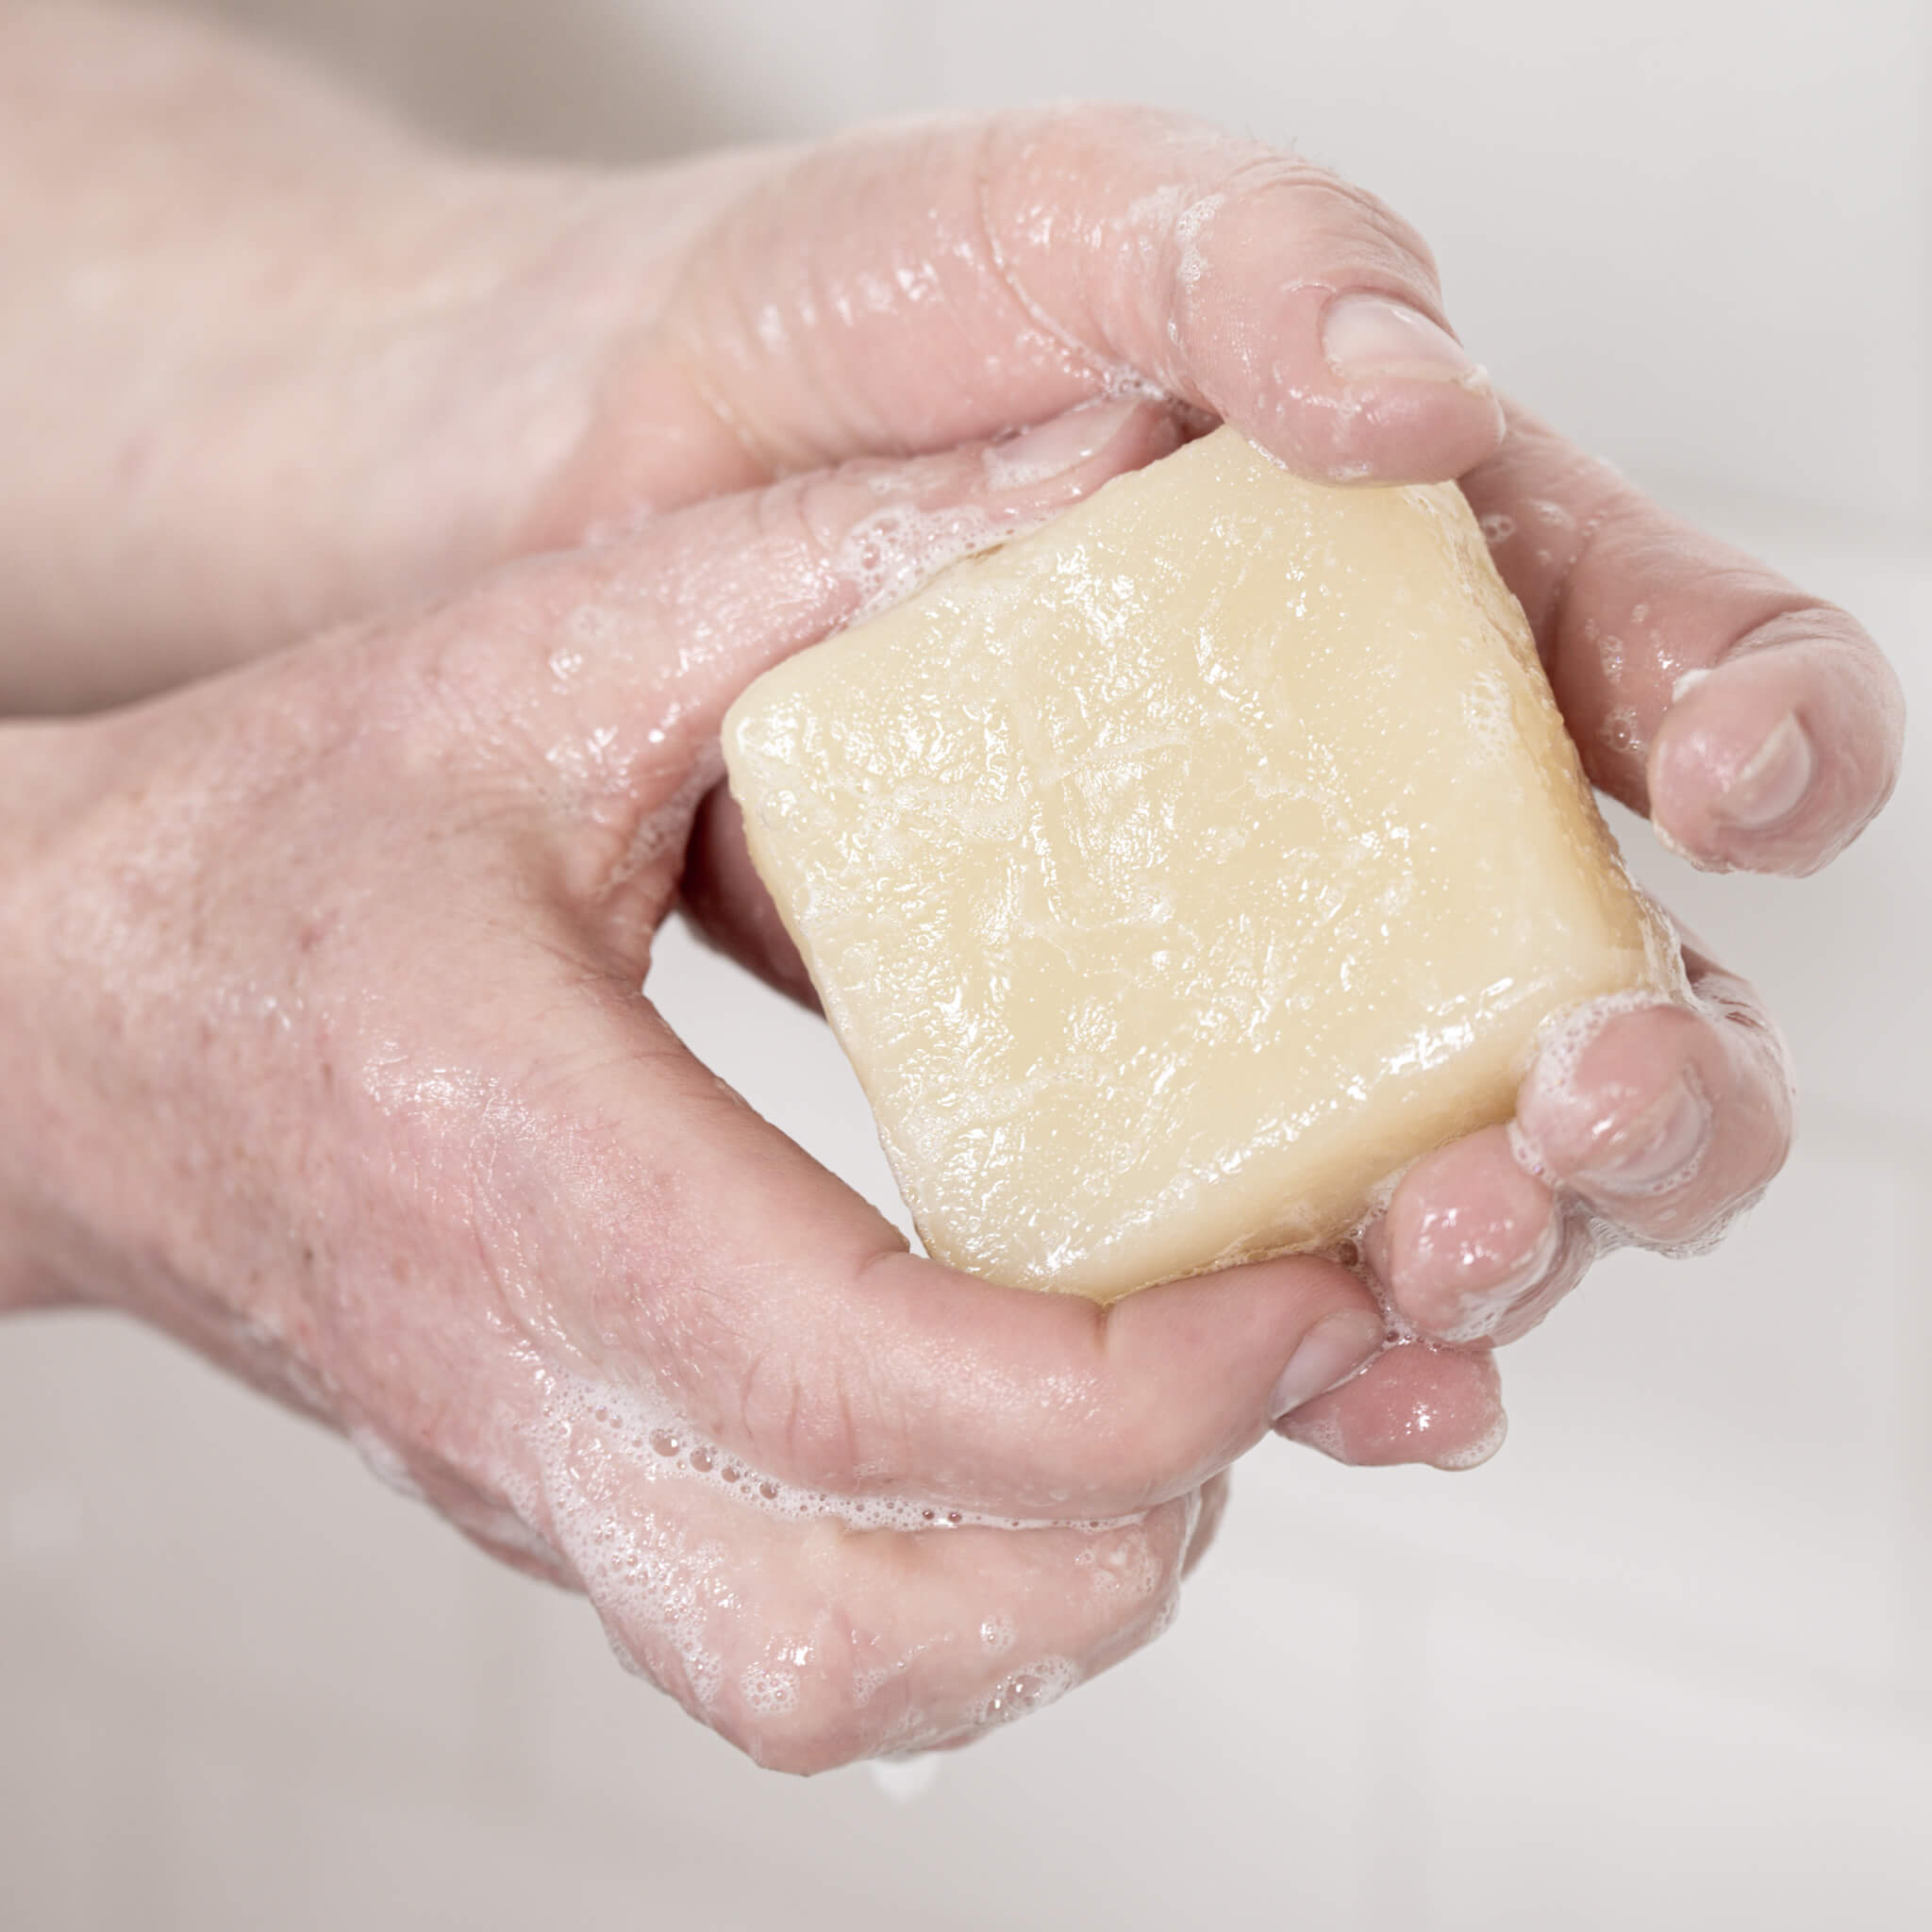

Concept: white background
[[4, 3, 1928, 1926]]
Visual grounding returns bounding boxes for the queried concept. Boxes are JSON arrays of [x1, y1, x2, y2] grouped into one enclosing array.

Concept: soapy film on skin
[[500, 1353, 1191, 1757]]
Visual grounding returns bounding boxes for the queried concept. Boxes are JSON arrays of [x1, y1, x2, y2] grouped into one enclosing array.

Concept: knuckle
[[773, 467, 858, 570], [385, 589, 563, 789], [735, 1340, 879, 1496], [1257, 161, 1441, 284], [749, 471, 862, 614]]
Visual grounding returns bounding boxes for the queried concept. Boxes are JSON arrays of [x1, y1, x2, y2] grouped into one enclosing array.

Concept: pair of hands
[[0, 8, 1902, 1769]]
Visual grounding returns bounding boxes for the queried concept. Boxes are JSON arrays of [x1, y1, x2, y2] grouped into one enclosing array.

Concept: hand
[[0, 415, 1503, 1770], [5, 14, 1903, 1633], [572, 117, 1902, 1460]]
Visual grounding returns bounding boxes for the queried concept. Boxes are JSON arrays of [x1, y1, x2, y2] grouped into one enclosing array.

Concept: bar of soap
[[723, 427, 1674, 1303]]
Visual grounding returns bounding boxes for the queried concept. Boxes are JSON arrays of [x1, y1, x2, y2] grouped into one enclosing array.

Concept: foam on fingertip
[[1431, 1407, 1508, 1471], [836, 503, 1018, 623], [1508, 987, 1682, 1180]]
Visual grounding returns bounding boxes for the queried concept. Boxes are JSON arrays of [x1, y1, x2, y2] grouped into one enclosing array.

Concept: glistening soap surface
[[724, 427, 1674, 1303]]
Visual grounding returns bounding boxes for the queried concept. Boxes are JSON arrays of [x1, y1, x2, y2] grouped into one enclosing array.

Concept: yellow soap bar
[[723, 427, 1674, 1302]]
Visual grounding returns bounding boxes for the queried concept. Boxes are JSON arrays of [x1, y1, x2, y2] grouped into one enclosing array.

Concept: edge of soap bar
[[723, 429, 1680, 1299]]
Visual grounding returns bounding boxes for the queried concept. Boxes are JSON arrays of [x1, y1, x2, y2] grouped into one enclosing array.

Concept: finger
[[1362, 1124, 1590, 1346], [679, 781, 816, 1008], [542, 106, 1505, 540], [1369, 940, 1793, 1340], [1463, 405, 1905, 874], [432, 395, 1174, 850], [1274, 1340, 1507, 1472], [1511, 947, 1793, 1250], [529, 1388, 1202, 1772], [418, 394, 1182, 940]]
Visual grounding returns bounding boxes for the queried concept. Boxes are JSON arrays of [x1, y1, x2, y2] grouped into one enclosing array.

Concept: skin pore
[[0, 3, 1903, 1768]]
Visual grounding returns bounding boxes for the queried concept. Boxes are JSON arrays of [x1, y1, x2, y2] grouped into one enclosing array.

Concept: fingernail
[[1716, 712, 1814, 830], [1270, 1310, 1387, 1421], [1434, 1213, 1563, 1345], [1321, 292, 1488, 388], [1574, 1072, 1712, 1197], [983, 398, 1141, 490]]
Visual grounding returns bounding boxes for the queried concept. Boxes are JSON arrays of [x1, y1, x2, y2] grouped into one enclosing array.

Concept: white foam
[[1508, 988, 1681, 1180], [1433, 1407, 1509, 1471], [1429, 1210, 1567, 1346], [837, 504, 1014, 625], [349, 1424, 425, 1503], [1074, 1525, 1164, 1601], [966, 1657, 1080, 1730], [500, 1353, 1175, 1751], [1459, 669, 1516, 764], [1509, 977, 1768, 1260], [531, 1358, 1148, 1540], [1584, 1184, 1767, 1263], [739, 1662, 802, 1716], [1142, 1582, 1184, 1644], [1282, 1410, 1348, 1461], [1101, 364, 1173, 404], [1650, 814, 1713, 867], [1173, 191, 1225, 289]]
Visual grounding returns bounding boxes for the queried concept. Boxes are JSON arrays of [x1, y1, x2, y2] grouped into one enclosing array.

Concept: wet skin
[[0, 6, 1904, 1767]]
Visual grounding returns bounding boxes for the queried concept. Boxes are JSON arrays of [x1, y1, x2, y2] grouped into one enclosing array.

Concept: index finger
[[1464, 404, 1905, 874]]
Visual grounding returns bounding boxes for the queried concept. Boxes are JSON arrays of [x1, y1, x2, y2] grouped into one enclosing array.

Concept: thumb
[[546, 991, 1388, 1521], [475, 395, 1178, 768], [543, 105, 1506, 541], [408, 396, 1183, 937]]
